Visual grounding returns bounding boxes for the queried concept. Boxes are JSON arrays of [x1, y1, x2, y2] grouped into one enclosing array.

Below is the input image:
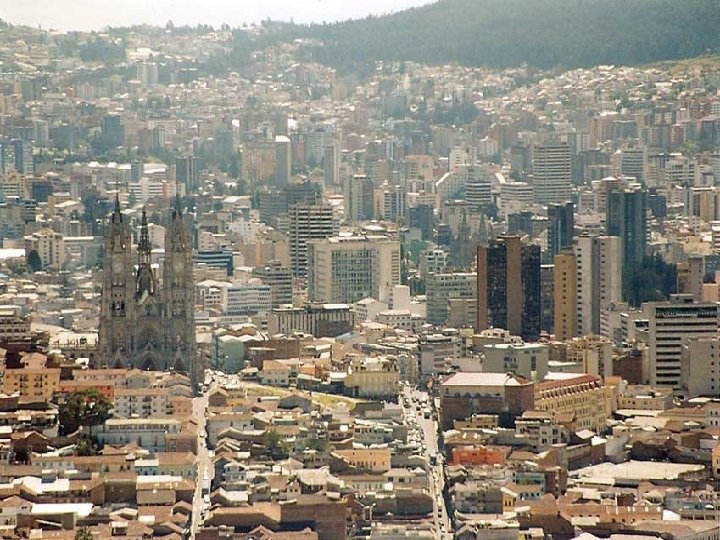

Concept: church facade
[[98, 197, 195, 377]]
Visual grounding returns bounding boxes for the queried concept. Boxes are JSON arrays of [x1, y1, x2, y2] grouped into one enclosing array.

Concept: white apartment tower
[[574, 235, 622, 337]]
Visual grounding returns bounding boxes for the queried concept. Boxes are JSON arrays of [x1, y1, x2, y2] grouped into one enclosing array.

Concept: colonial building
[[98, 196, 195, 377]]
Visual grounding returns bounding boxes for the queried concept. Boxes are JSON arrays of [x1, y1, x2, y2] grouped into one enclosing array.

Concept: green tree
[[59, 389, 112, 437], [26, 250, 43, 272], [75, 526, 94, 540], [262, 430, 292, 459], [624, 255, 677, 307]]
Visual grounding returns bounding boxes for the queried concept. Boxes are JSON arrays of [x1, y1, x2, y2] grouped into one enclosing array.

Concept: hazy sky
[[0, 0, 434, 31]]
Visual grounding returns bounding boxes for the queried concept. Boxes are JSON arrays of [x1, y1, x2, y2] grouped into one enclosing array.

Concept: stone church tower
[[99, 196, 195, 378]]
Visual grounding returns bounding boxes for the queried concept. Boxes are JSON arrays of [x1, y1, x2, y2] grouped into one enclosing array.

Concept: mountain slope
[[256, 0, 720, 71]]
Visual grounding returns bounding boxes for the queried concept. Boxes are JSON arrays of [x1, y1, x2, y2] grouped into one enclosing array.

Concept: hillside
[[233, 0, 720, 72]]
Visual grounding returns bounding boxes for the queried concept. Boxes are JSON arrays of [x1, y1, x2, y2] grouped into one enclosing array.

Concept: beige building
[[565, 335, 614, 378], [0, 306, 30, 342], [113, 387, 175, 418], [334, 448, 391, 473], [554, 249, 576, 341], [24, 228, 65, 270], [535, 374, 611, 433], [3, 368, 60, 400], [344, 356, 400, 399], [681, 335, 720, 397], [307, 235, 401, 304]]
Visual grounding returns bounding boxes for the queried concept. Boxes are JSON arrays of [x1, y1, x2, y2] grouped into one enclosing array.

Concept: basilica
[[98, 196, 195, 377]]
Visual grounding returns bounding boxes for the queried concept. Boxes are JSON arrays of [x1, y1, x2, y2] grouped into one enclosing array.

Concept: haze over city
[[0, 0, 433, 30]]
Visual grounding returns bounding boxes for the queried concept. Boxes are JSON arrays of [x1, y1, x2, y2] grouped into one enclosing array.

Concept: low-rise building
[[3, 368, 60, 400], [482, 342, 549, 381], [535, 374, 610, 433], [440, 372, 535, 430], [344, 356, 399, 399]]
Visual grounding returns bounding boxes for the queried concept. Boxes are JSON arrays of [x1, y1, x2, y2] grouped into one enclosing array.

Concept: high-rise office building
[[553, 250, 576, 341], [11, 139, 34, 177], [324, 141, 340, 186], [547, 202, 574, 261], [344, 174, 375, 223], [619, 147, 646, 183], [275, 135, 292, 186], [532, 142, 572, 205], [477, 236, 541, 341], [289, 204, 337, 278], [646, 295, 718, 389], [606, 185, 648, 274], [176, 155, 199, 193], [307, 235, 401, 304], [676, 256, 705, 302], [252, 260, 293, 308], [130, 160, 143, 182], [101, 114, 124, 148], [465, 166, 492, 213]]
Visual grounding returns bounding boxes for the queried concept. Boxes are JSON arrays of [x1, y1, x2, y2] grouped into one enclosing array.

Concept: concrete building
[[515, 411, 570, 451], [344, 174, 374, 223], [553, 250, 576, 341], [541, 263, 555, 334], [268, 304, 354, 338], [676, 257, 705, 302], [324, 141, 340, 185], [532, 142, 572, 205], [440, 372, 535, 429], [288, 204, 337, 278], [482, 342, 549, 381], [252, 260, 293, 307], [275, 135, 292, 185], [0, 306, 31, 342], [535, 374, 610, 433], [575, 235, 622, 336], [3, 368, 60, 400], [24, 229, 64, 270], [646, 295, 719, 389], [220, 281, 272, 317], [344, 356, 400, 399], [682, 336, 720, 397], [426, 272, 477, 325], [477, 236, 541, 341], [307, 235, 401, 304]]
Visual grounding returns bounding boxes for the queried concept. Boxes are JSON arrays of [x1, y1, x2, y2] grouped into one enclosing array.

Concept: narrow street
[[190, 391, 211, 538], [401, 384, 452, 539]]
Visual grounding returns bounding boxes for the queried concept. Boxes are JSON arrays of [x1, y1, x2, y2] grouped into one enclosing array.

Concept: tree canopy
[[217, 0, 720, 74], [59, 389, 113, 436]]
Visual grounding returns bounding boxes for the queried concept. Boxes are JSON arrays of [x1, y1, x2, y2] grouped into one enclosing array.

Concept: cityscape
[[3, 2, 720, 540]]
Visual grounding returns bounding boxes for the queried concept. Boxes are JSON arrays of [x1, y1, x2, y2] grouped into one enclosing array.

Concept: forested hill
[[244, 0, 720, 72]]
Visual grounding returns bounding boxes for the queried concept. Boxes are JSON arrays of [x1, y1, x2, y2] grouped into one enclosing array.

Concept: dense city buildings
[[2, 7, 720, 539]]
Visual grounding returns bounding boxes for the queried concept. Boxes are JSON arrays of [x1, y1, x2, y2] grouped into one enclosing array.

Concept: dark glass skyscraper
[[547, 201, 574, 261], [477, 236, 541, 341], [606, 186, 647, 274]]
